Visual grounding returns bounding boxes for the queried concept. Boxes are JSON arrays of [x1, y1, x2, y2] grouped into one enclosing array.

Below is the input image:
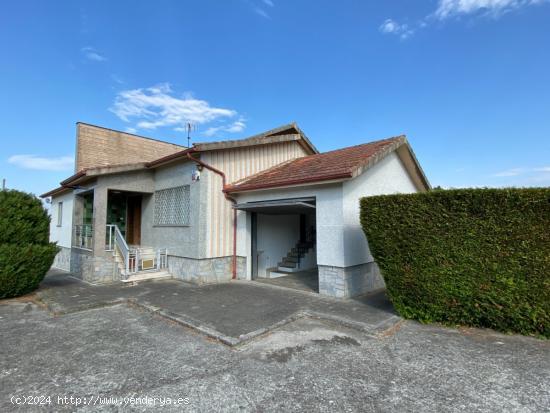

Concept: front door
[[126, 196, 141, 245]]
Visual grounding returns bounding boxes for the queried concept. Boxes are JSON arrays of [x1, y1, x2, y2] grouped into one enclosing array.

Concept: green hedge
[[0, 190, 58, 299], [0, 189, 51, 245], [360, 188, 550, 338], [0, 244, 58, 299]]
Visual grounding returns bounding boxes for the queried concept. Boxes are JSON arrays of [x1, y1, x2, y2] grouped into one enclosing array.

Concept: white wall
[[49, 191, 74, 248], [256, 214, 300, 277], [235, 151, 422, 277], [235, 183, 343, 278], [342, 151, 419, 266]]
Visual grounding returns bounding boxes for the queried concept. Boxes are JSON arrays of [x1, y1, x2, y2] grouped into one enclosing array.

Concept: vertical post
[[1, 178, 5, 191]]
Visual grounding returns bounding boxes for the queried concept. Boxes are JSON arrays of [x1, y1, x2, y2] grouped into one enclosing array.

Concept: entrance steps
[[122, 270, 172, 283], [112, 244, 171, 282]]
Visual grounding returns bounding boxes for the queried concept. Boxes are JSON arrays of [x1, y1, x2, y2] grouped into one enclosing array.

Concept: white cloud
[[8, 155, 74, 172], [110, 83, 245, 135], [380, 0, 548, 39], [492, 166, 550, 179], [262, 0, 274, 6], [81, 46, 107, 62], [254, 7, 270, 18], [493, 167, 525, 177], [434, 0, 547, 20], [379, 19, 414, 39], [203, 118, 247, 137]]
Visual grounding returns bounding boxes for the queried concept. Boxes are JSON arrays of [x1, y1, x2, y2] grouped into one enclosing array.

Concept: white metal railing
[[113, 225, 134, 279], [157, 248, 168, 270], [73, 224, 93, 250], [106, 224, 116, 251], [110, 224, 168, 279]]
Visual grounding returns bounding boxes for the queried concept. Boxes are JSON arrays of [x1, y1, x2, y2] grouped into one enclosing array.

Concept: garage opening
[[235, 198, 318, 293]]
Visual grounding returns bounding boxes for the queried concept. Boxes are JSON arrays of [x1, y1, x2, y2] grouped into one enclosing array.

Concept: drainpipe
[[186, 152, 238, 280]]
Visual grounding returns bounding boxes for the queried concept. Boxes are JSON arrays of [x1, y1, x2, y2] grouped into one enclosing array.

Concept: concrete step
[[278, 260, 297, 268], [284, 256, 300, 263], [277, 265, 302, 273], [122, 270, 171, 283], [268, 269, 295, 278]]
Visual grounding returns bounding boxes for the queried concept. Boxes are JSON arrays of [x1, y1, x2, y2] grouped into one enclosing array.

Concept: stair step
[[268, 269, 294, 278], [122, 270, 171, 283], [277, 265, 302, 273], [278, 261, 297, 268], [284, 256, 300, 263]]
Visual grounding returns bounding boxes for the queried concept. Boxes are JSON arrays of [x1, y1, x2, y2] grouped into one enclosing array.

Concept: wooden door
[[126, 196, 142, 245]]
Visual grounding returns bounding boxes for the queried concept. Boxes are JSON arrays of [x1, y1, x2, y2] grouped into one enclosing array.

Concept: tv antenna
[[185, 122, 197, 148]]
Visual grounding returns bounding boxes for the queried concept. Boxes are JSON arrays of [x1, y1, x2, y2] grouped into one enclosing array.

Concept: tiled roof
[[225, 136, 407, 193]]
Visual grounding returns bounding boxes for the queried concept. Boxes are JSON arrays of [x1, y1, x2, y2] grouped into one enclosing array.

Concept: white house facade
[[42, 122, 429, 298]]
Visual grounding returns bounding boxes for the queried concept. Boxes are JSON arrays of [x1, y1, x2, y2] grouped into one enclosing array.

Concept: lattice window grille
[[154, 186, 190, 226]]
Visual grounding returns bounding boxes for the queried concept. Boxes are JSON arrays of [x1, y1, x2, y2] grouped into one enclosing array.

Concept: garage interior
[[235, 198, 318, 293]]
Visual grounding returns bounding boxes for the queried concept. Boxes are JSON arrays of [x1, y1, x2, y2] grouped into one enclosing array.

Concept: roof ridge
[[194, 122, 298, 146], [312, 135, 405, 157]]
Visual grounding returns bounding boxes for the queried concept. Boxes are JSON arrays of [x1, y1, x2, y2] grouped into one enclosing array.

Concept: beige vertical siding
[[202, 141, 309, 258]]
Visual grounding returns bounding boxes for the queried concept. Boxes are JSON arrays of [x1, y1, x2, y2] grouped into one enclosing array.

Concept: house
[[42, 122, 430, 298]]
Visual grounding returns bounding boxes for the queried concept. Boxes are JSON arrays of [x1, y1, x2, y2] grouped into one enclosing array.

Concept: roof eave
[[40, 186, 72, 198], [225, 172, 352, 194], [145, 148, 196, 168]]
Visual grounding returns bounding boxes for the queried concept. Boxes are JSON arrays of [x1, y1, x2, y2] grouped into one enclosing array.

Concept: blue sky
[[1, 0, 549, 196]]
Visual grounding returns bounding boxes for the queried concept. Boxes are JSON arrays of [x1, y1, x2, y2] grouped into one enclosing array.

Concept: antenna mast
[[186, 122, 197, 148]]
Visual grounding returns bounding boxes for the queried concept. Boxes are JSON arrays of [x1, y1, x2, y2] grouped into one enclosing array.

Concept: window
[[154, 186, 190, 226], [57, 202, 63, 227]]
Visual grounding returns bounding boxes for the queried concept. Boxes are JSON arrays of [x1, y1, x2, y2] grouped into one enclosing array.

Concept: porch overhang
[[233, 197, 316, 214]]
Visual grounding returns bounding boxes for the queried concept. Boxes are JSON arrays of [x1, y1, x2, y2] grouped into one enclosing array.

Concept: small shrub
[[360, 188, 550, 338], [0, 190, 58, 298]]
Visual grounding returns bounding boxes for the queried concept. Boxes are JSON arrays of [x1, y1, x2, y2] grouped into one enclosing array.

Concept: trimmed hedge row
[[0, 190, 57, 299], [360, 188, 549, 337]]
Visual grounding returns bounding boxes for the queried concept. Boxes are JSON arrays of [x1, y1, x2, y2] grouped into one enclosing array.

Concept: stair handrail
[[113, 225, 132, 279]]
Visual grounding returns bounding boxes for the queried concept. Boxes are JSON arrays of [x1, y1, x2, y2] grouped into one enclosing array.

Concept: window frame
[[153, 185, 191, 227], [57, 201, 63, 227]]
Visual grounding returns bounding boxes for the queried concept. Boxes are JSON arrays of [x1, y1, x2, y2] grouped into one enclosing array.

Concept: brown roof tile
[[225, 135, 406, 192]]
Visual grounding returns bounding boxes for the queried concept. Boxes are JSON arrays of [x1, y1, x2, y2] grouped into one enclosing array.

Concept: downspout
[[186, 152, 238, 280]]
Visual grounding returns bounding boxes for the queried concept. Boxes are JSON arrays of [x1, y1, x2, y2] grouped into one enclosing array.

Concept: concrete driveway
[[0, 270, 548, 412], [36, 270, 399, 345]]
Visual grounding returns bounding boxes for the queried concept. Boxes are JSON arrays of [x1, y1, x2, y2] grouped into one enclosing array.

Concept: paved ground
[[36, 270, 397, 344], [256, 269, 319, 293], [0, 271, 548, 412]]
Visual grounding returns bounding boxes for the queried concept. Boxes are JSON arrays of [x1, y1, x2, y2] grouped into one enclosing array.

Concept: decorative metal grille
[[154, 186, 190, 226]]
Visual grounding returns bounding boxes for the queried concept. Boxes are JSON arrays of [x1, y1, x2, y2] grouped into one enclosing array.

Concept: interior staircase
[[274, 239, 316, 274]]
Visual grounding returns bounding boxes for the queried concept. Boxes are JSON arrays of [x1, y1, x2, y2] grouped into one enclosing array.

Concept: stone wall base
[[52, 246, 71, 272], [70, 249, 119, 284], [168, 255, 246, 284], [68, 249, 245, 285], [318, 262, 385, 298]]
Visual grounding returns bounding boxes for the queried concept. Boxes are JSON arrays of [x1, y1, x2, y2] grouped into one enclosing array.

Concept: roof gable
[[146, 122, 317, 168], [225, 135, 430, 193]]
